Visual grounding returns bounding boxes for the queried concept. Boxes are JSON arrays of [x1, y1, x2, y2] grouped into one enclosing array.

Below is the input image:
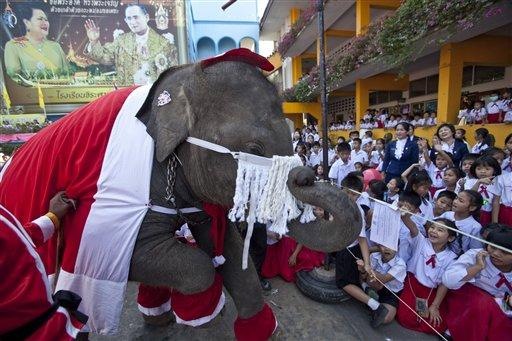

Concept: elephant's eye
[[245, 142, 264, 156]]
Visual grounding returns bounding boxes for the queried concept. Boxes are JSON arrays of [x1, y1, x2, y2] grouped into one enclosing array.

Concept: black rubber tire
[[295, 268, 350, 304]]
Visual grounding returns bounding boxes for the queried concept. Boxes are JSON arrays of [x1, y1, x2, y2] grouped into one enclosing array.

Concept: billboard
[[0, 0, 185, 106]]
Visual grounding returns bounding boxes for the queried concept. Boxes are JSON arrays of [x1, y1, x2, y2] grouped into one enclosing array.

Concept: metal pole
[[317, 0, 328, 181]]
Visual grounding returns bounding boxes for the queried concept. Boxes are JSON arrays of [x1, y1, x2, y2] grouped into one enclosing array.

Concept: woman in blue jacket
[[382, 122, 419, 183], [430, 123, 469, 167]]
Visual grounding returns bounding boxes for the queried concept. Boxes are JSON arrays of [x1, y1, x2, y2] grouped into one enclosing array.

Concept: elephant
[[0, 49, 362, 339]]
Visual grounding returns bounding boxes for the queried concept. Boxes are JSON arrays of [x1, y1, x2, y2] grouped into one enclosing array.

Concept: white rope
[[345, 248, 448, 341], [335, 183, 512, 255]]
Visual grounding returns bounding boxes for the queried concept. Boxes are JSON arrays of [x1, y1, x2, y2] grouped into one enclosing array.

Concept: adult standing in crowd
[[382, 122, 419, 183], [431, 123, 469, 167]]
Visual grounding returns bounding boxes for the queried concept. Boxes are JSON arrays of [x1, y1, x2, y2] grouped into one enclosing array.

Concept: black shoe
[[260, 278, 272, 291], [370, 304, 388, 328]]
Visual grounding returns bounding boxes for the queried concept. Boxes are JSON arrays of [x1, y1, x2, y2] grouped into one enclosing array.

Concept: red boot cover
[[234, 303, 278, 341], [137, 284, 172, 316], [171, 273, 225, 326]]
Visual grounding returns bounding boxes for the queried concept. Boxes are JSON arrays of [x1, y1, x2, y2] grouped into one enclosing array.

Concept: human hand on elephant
[[49, 191, 76, 220]]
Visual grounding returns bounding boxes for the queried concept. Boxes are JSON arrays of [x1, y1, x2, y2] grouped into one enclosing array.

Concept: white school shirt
[[498, 98, 511, 112], [426, 163, 445, 188], [398, 218, 425, 265], [464, 178, 496, 212], [308, 151, 322, 167], [370, 150, 384, 166], [502, 157, 512, 172], [328, 159, 356, 187], [407, 233, 457, 288], [442, 248, 512, 298], [417, 118, 425, 126], [504, 110, 512, 123], [357, 192, 372, 210], [490, 172, 512, 207], [439, 211, 483, 255], [348, 204, 367, 248], [486, 101, 501, 115], [351, 149, 368, 165], [313, 148, 337, 166], [394, 138, 407, 160], [471, 142, 489, 154], [470, 108, 487, 121], [370, 253, 407, 293], [386, 120, 398, 128]]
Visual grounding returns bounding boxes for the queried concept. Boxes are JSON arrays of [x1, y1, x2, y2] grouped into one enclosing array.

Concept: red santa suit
[[0, 204, 86, 339]]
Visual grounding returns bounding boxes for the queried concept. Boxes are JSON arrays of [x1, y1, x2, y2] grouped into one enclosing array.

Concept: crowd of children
[[330, 89, 511, 131], [261, 123, 512, 339]]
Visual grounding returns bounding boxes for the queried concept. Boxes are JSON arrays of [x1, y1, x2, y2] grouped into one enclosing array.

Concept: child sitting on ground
[[335, 174, 380, 326], [356, 243, 406, 327]]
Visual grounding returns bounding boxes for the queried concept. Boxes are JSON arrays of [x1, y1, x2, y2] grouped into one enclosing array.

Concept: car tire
[[295, 267, 350, 304]]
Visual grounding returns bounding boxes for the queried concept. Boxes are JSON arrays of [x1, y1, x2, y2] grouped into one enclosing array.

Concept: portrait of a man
[[84, 4, 178, 86]]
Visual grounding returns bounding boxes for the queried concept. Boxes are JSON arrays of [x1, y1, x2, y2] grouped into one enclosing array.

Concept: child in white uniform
[[442, 226, 512, 339]]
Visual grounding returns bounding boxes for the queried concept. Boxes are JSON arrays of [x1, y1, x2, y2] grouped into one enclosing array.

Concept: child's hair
[[368, 180, 387, 201], [469, 155, 502, 178], [349, 131, 359, 137], [459, 190, 484, 220], [391, 177, 405, 192], [405, 169, 433, 193], [336, 142, 351, 153], [312, 141, 321, 148], [483, 147, 505, 159], [432, 218, 458, 238], [504, 133, 512, 145], [461, 153, 479, 164], [375, 138, 385, 146], [341, 173, 364, 192], [437, 190, 457, 202], [486, 225, 512, 250], [352, 137, 362, 145], [313, 164, 323, 176], [475, 128, 494, 148], [348, 170, 364, 178], [444, 166, 463, 180], [480, 222, 502, 238], [365, 131, 373, 137], [354, 161, 363, 168], [399, 190, 422, 209], [435, 151, 453, 163]]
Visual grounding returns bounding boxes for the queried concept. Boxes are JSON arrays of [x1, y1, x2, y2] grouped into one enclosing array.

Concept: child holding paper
[[357, 243, 406, 327]]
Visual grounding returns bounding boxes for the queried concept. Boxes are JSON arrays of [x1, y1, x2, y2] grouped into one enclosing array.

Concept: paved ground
[[92, 278, 436, 341]]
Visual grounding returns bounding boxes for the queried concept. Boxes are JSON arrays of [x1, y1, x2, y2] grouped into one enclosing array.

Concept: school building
[[259, 0, 512, 146]]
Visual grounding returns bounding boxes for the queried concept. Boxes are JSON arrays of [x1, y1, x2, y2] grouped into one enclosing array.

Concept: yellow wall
[[328, 124, 512, 148]]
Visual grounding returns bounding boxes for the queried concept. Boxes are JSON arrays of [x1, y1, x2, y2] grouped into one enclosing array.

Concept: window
[[368, 91, 403, 105], [409, 74, 439, 97], [461, 65, 506, 86]]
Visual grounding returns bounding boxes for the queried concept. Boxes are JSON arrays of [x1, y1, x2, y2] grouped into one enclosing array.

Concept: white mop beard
[[228, 155, 316, 269]]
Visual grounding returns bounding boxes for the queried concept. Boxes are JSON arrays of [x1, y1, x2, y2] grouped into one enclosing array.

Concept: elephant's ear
[[150, 85, 193, 162]]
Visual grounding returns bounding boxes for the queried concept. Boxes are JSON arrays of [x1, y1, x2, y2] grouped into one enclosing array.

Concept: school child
[[455, 153, 479, 193], [432, 167, 461, 200], [498, 89, 511, 114], [356, 243, 407, 327], [401, 170, 435, 229], [427, 112, 437, 126], [354, 162, 364, 172], [307, 141, 322, 167], [384, 177, 404, 203], [491, 166, 512, 226], [328, 142, 355, 187], [486, 92, 502, 123], [410, 114, 421, 127], [440, 190, 483, 255], [442, 226, 512, 340], [417, 139, 453, 197], [369, 139, 385, 169], [385, 115, 398, 129], [470, 100, 488, 124], [432, 191, 457, 219], [396, 191, 424, 264], [417, 112, 429, 127], [503, 101, 512, 124], [261, 211, 325, 283], [351, 138, 368, 165], [396, 217, 458, 334], [471, 128, 492, 154], [465, 155, 501, 226], [335, 175, 377, 325], [502, 133, 512, 172], [479, 222, 501, 240]]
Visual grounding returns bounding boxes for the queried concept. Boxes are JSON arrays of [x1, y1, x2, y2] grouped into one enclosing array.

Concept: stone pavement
[[92, 279, 437, 341]]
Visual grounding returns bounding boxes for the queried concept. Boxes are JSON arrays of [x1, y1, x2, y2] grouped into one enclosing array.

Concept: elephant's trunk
[[286, 166, 362, 252]]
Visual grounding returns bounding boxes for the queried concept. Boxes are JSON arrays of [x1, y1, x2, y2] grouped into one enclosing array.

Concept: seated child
[[335, 175, 379, 326], [396, 217, 458, 335], [442, 226, 512, 340], [384, 177, 405, 203], [357, 244, 406, 327], [432, 190, 456, 219], [261, 208, 325, 282], [440, 190, 483, 255]]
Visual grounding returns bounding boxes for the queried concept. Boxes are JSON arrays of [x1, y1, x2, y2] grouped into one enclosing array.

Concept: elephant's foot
[[142, 311, 175, 327]]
